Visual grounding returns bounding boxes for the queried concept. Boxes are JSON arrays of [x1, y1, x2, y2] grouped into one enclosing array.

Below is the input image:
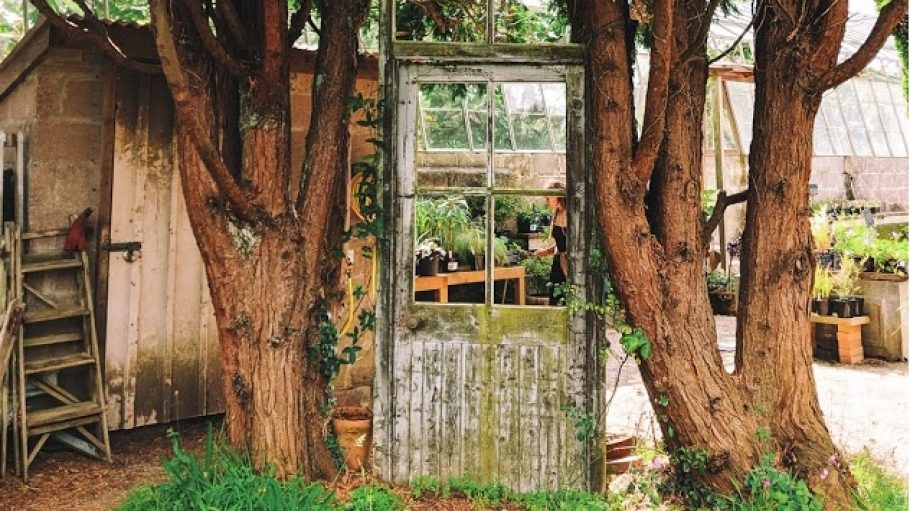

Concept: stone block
[[839, 353, 864, 365], [32, 122, 102, 163], [837, 345, 864, 359], [63, 79, 103, 121]]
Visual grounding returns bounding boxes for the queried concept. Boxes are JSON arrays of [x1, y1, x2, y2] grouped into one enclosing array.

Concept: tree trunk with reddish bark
[[577, 0, 907, 505]]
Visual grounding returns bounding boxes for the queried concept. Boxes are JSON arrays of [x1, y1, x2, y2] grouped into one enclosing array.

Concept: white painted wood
[[104, 75, 221, 430]]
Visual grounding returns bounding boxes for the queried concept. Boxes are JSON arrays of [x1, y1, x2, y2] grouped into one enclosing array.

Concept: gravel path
[[604, 316, 909, 473]]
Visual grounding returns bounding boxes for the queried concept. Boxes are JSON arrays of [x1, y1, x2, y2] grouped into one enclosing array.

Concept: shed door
[[379, 64, 590, 491], [103, 73, 223, 429]]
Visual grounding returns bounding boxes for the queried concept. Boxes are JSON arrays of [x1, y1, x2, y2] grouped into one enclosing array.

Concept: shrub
[[717, 454, 822, 511]]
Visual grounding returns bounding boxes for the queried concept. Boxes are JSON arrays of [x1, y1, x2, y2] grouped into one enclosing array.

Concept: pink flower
[[820, 468, 829, 480], [652, 457, 663, 469], [762, 479, 771, 490], [828, 454, 838, 465]]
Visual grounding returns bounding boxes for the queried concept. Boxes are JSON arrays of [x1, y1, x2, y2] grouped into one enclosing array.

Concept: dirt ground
[[1, 316, 907, 510], [606, 316, 910, 474], [0, 417, 212, 511]]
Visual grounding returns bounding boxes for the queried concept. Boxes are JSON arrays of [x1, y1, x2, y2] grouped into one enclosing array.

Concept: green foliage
[[619, 327, 652, 361], [813, 266, 833, 300], [409, 474, 442, 499], [717, 454, 822, 511], [701, 189, 719, 218], [706, 270, 730, 294], [561, 404, 596, 442], [658, 446, 717, 509], [521, 254, 553, 295], [345, 484, 404, 511], [117, 428, 338, 511], [851, 452, 909, 511], [415, 195, 472, 252]]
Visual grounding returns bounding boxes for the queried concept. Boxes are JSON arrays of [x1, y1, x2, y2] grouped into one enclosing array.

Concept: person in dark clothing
[[533, 182, 568, 305]]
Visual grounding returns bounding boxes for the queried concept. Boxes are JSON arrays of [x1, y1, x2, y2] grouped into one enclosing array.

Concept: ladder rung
[[23, 332, 84, 348], [26, 401, 104, 429], [23, 307, 89, 324], [22, 258, 83, 273], [21, 229, 69, 240], [24, 353, 95, 375]]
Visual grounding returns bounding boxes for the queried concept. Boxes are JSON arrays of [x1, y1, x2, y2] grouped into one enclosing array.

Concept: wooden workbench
[[414, 266, 526, 305]]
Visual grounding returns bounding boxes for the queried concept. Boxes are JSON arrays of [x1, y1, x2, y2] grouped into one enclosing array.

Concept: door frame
[[374, 55, 601, 487]]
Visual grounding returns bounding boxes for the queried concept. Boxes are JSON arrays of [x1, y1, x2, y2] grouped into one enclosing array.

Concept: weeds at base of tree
[[117, 428, 907, 511]]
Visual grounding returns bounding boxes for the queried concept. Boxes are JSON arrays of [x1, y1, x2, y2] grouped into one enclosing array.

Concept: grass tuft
[[851, 453, 908, 511]]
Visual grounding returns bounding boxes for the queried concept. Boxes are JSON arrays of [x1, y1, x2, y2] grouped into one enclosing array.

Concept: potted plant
[[830, 257, 862, 318], [453, 224, 509, 270], [415, 240, 446, 276], [521, 255, 553, 305], [516, 202, 552, 233], [812, 266, 833, 316], [330, 406, 373, 471], [810, 207, 832, 252], [706, 270, 735, 315], [415, 195, 471, 254]]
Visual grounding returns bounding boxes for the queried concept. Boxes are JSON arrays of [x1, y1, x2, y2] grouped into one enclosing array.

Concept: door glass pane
[[493, 82, 566, 186], [414, 193, 487, 304], [493, 193, 567, 307], [417, 83, 488, 188], [494, 0, 571, 43], [396, 0, 487, 42]]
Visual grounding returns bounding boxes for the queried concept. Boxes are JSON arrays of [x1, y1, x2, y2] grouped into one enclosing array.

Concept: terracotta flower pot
[[331, 406, 373, 471], [604, 434, 640, 475]]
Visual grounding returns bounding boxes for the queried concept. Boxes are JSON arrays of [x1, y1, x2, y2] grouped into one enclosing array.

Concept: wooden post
[[712, 77, 726, 270]]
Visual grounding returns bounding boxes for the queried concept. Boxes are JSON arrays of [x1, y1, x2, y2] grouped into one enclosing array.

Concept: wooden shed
[[0, 20, 379, 430]]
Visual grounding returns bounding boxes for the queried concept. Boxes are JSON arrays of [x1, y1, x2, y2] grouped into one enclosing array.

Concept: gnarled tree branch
[[29, 0, 161, 74], [288, 0, 313, 48], [182, 0, 248, 75], [632, 0, 675, 182], [149, 0, 257, 222], [679, 0, 722, 64], [216, 0, 249, 49], [701, 188, 748, 248], [819, 0, 908, 90]]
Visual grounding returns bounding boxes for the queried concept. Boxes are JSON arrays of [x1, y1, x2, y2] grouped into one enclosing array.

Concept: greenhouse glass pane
[[549, 116, 566, 151], [467, 110, 488, 150], [889, 83, 910, 144], [421, 83, 477, 109], [494, 0, 571, 43], [396, 0, 486, 42], [494, 88, 513, 150], [725, 81, 754, 151], [878, 106, 908, 157], [424, 110, 471, 149], [812, 121, 835, 155], [541, 83, 566, 115], [853, 80, 891, 156], [835, 84, 874, 156], [511, 114, 552, 150], [820, 93, 852, 156], [503, 83, 546, 114]]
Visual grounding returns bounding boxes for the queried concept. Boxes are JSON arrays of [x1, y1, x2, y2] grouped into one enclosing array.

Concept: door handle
[[403, 316, 423, 331], [102, 239, 142, 262]]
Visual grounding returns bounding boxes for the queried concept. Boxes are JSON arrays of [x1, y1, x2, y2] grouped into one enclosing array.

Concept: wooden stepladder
[[10, 221, 111, 480]]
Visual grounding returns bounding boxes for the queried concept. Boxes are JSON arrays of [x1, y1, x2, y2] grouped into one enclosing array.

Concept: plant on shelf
[[706, 270, 735, 315], [452, 223, 509, 270], [493, 195, 523, 234], [812, 266, 833, 316], [516, 202, 551, 233], [415, 240, 446, 276], [830, 256, 863, 318], [415, 195, 471, 253], [521, 255, 553, 299], [810, 207, 832, 251]]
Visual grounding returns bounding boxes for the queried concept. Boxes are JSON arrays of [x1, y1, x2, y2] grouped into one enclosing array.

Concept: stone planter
[[857, 273, 908, 360]]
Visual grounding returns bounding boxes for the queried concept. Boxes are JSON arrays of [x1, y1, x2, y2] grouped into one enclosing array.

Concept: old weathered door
[[103, 73, 223, 429], [375, 64, 593, 491]]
